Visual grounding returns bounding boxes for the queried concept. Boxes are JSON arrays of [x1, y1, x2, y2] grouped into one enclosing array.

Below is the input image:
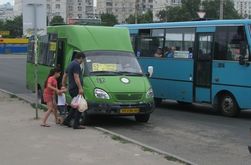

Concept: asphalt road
[[1, 55, 251, 165]]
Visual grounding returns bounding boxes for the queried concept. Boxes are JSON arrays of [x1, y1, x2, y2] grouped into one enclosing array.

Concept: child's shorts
[[57, 105, 67, 116]]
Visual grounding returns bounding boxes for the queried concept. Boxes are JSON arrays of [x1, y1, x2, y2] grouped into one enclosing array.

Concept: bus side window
[[214, 26, 248, 61], [165, 27, 195, 59]]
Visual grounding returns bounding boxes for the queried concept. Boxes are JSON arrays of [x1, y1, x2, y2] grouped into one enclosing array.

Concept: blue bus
[[116, 19, 251, 117]]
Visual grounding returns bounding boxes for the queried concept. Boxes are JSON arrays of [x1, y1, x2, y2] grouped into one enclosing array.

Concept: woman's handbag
[[71, 95, 88, 112]]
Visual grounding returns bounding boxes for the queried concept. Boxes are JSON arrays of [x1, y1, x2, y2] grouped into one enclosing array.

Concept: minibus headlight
[[146, 88, 154, 98], [94, 88, 110, 99]]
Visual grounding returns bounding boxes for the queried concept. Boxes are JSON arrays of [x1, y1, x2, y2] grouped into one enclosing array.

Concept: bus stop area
[[0, 91, 182, 165]]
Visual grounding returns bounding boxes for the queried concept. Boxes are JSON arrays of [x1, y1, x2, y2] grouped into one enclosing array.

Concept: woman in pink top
[[41, 68, 62, 127]]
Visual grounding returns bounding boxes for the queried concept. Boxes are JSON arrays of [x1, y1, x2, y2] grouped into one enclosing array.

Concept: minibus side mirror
[[147, 66, 153, 77], [239, 56, 250, 66]]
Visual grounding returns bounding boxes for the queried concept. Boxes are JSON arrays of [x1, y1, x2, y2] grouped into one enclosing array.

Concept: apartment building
[[47, 0, 67, 22], [153, 0, 181, 21], [14, 0, 94, 23], [67, 0, 94, 20], [96, 0, 183, 23], [96, 0, 155, 23], [0, 2, 14, 20]]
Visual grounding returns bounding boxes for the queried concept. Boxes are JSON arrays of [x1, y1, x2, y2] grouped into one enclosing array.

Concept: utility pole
[[220, 0, 224, 19], [27, 3, 42, 119]]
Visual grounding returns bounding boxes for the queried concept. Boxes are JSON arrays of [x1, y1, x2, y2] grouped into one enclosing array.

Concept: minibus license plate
[[120, 108, 139, 114]]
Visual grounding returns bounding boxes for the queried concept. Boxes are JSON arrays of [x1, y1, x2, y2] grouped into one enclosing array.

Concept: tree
[[101, 13, 118, 26], [49, 15, 65, 26], [157, 0, 241, 22], [0, 20, 4, 30], [202, 0, 241, 19], [157, 6, 185, 22], [126, 10, 153, 24], [157, 0, 200, 22], [4, 15, 23, 37]]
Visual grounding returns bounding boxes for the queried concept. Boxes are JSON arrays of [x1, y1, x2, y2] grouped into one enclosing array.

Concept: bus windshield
[[85, 51, 143, 76]]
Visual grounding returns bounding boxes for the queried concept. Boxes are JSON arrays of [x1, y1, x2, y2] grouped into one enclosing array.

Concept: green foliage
[[157, 0, 241, 22], [101, 13, 118, 26], [0, 15, 23, 37], [126, 10, 153, 24], [49, 15, 65, 26], [202, 0, 241, 19]]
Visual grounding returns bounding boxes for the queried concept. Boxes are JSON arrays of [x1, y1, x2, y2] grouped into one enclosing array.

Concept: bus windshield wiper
[[89, 71, 120, 76], [118, 71, 144, 76]]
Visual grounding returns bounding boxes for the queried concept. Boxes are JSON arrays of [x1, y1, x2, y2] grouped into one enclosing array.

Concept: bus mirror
[[239, 56, 250, 66], [147, 66, 153, 77], [239, 56, 245, 65]]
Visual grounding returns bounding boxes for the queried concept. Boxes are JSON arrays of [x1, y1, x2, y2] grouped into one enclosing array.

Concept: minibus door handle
[[215, 78, 220, 82], [189, 74, 192, 81]]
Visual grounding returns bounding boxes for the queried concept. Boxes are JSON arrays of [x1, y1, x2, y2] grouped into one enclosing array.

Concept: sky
[[0, 0, 14, 5]]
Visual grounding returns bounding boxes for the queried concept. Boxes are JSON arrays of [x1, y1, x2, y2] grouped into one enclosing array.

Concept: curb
[[95, 127, 196, 165], [0, 88, 196, 165]]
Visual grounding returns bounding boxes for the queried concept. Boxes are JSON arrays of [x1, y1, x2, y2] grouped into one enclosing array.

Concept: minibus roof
[[47, 25, 133, 52]]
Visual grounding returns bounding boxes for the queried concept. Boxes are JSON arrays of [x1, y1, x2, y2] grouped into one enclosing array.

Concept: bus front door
[[194, 33, 214, 103]]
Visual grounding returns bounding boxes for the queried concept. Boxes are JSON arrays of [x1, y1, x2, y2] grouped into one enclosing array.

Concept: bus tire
[[218, 93, 239, 117], [135, 114, 150, 122], [154, 98, 162, 106]]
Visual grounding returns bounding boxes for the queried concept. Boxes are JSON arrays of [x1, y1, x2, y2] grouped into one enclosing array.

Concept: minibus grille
[[115, 93, 143, 101]]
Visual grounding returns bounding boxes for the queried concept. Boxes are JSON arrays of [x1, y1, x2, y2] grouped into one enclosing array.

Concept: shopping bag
[[78, 95, 88, 112], [71, 95, 88, 112]]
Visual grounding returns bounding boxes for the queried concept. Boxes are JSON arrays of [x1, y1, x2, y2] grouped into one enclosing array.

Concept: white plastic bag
[[71, 95, 88, 112]]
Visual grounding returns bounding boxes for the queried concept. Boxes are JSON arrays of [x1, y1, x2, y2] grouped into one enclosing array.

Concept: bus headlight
[[94, 88, 110, 99], [146, 88, 154, 98]]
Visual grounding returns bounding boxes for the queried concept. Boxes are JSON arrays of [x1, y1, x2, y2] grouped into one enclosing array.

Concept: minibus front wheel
[[80, 111, 91, 125], [218, 93, 240, 117], [154, 98, 162, 107], [135, 114, 150, 122]]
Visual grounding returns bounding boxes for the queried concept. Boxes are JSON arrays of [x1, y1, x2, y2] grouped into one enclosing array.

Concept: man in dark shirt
[[62, 52, 85, 129]]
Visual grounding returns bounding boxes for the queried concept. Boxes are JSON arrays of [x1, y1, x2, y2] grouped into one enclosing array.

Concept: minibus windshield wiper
[[118, 71, 144, 76], [89, 71, 120, 76]]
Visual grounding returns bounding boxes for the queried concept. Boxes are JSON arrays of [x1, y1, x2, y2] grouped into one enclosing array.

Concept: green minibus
[[26, 25, 154, 123]]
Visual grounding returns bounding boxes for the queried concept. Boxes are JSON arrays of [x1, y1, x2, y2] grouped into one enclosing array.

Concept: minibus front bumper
[[86, 102, 155, 115]]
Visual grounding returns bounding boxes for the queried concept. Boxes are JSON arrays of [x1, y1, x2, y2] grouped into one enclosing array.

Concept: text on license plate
[[120, 108, 140, 114]]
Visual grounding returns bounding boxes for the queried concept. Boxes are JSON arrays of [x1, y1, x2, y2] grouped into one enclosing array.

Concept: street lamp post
[[28, 3, 42, 120], [197, 4, 206, 20]]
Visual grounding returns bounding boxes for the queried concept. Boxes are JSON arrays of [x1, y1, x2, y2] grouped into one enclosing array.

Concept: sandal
[[40, 124, 51, 127]]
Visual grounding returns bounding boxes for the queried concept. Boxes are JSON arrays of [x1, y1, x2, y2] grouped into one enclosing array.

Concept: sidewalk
[[0, 91, 182, 165]]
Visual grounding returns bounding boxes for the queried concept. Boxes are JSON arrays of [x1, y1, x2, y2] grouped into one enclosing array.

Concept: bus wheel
[[135, 114, 150, 122], [154, 98, 162, 106], [80, 111, 90, 125], [218, 93, 239, 117]]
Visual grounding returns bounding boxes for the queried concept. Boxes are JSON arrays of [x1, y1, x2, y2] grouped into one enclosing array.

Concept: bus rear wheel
[[218, 93, 239, 117], [135, 114, 150, 122]]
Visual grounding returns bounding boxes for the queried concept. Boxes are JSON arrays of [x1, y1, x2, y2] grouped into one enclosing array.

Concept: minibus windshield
[[85, 51, 143, 76]]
